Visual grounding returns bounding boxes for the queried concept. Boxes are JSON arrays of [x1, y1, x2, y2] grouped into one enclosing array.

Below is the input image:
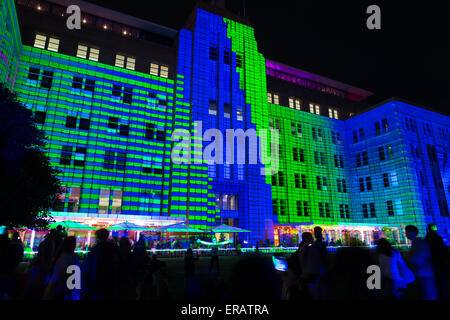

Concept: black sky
[[85, 0, 450, 115]]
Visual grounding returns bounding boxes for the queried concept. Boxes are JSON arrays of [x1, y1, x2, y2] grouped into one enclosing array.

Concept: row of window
[[405, 116, 449, 141], [208, 100, 244, 120], [33, 33, 170, 78], [355, 145, 394, 167], [353, 119, 389, 143], [268, 92, 340, 119], [215, 194, 238, 211], [362, 200, 402, 218], [273, 200, 350, 219]]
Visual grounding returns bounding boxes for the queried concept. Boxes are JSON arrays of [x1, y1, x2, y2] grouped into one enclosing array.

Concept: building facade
[[1, 0, 449, 245]]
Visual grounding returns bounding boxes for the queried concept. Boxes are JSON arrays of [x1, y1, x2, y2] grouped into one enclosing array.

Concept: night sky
[[85, 0, 449, 115]]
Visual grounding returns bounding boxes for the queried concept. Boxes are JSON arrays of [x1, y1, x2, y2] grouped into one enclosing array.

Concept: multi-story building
[[1, 0, 449, 245]]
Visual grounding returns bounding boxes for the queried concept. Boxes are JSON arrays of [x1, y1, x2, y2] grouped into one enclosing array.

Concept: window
[[116, 152, 126, 171], [60, 146, 72, 165], [301, 174, 307, 189], [362, 204, 368, 218], [28, 67, 40, 81], [209, 46, 218, 61], [236, 54, 243, 68], [66, 115, 77, 129], [123, 87, 133, 104], [369, 203, 376, 217], [331, 131, 341, 145], [366, 177, 372, 191], [35, 111, 46, 124], [360, 178, 365, 192], [74, 147, 87, 167], [208, 100, 217, 115], [387, 200, 394, 216], [224, 163, 231, 179], [379, 146, 386, 161], [353, 130, 359, 143], [289, 98, 301, 110], [328, 108, 338, 119], [145, 123, 155, 140], [362, 152, 369, 165], [291, 122, 302, 138], [295, 174, 301, 188], [237, 107, 243, 121], [316, 176, 327, 191], [33, 33, 59, 52], [33, 34, 47, 49], [115, 54, 135, 70], [386, 145, 393, 159], [309, 103, 320, 115], [77, 44, 99, 61], [72, 76, 83, 89], [383, 173, 390, 187], [108, 117, 119, 129], [79, 118, 90, 131], [356, 154, 362, 167], [84, 79, 95, 92], [224, 50, 231, 65], [375, 122, 381, 136], [99, 189, 110, 214], [111, 190, 123, 214], [224, 103, 231, 119], [104, 151, 115, 169], [359, 128, 365, 140], [40, 71, 53, 89], [382, 119, 388, 133], [395, 199, 403, 216], [273, 94, 279, 105], [267, 92, 273, 104], [149, 62, 169, 78], [119, 124, 129, 136]]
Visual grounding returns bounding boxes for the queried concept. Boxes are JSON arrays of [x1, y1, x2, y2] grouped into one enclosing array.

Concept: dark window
[[209, 46, 218, 60], [301, 174, 307, 189], [35, 111, 46, 124], [104, 151, 115, 169], [156, 130, 165, 142], [85, 79, 95, 92], [356, 154, 362, 167], [112, 85, 122, 97], [379, 147, 386, 161], [366, 177, 372, 191], [143, 167, 152, 174], [387, 201, 394, 216], [370, 203, 376, 217], [28, 67, 40, 80], [79, 118, 90, 130], [224, 50, 231, 65], [353, 130, 358, 143], [72, 76, 83, 89], [362, 152, 369, 165], [303, 201, 309, 217], [60, 146, 72, 165], [224, 103, 231, 118], [209, 100, 217, 115], [383, 173, 390, 187], [40, 71, 53, 89], [325, 203, 330, 217], [119, 124, 129, 136], [116, 153, 126, 171], [108, 117, 119, 129], [236, 54, 243, 68], [382, 119, 388, 133], [362, 204, 368, 218], [375, 122, 381, 136], [293, 148, 298, 162], [154, 168, 163, 175], [145, 123, 155, 139], [123, 87, 133, 104], [319, 202, 324, 217], [66, 116, 77, 129], [359, 178, 365, 192], [295, 174, 300, 188]]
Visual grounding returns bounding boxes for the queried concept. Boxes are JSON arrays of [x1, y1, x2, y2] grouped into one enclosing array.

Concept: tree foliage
[[0, 82, 61, 228]]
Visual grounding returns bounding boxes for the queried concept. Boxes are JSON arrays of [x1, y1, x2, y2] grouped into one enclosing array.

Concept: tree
[[0, 82, 61, 228]]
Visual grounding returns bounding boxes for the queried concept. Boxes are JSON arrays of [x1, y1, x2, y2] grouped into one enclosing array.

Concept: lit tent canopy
[[48, 220, 97, 231], [107, 221, 155, 231], [207, 224, 251, 233], [156, 223, 205, 233]]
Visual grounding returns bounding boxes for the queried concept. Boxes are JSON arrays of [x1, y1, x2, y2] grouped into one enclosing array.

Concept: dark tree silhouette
[[0, 82, 61, 228]]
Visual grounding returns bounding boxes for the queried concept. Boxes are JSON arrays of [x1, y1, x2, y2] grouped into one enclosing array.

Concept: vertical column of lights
[[0, 0, 22, 89], [14, 45, 177, 221], [223, 14, 275, 242], [172, 28, 217, 230]]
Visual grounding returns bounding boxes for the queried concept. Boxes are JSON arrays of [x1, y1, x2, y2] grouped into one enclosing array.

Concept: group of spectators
[[0, 223, 448, 300], [279, 224, 449, 300]]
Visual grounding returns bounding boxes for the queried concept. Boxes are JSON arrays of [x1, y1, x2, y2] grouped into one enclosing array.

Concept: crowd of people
[[280, 224, 449, 300], [0, 223, 448, 300]]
